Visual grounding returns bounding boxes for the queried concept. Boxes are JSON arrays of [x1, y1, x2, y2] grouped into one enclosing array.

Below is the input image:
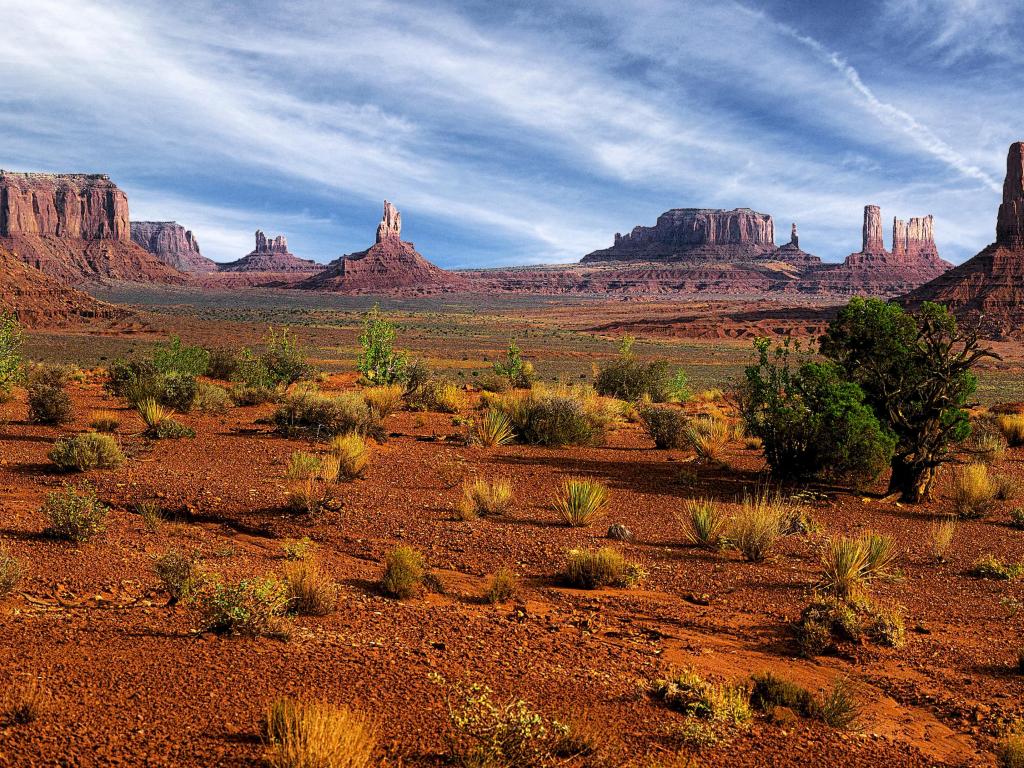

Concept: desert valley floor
[[0, 289, 1022, 767]]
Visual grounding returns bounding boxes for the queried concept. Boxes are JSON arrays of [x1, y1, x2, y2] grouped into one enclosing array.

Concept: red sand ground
[[0, 370, 1022, 767]]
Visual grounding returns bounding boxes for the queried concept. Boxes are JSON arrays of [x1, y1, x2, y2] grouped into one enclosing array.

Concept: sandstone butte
[[217, 230, 323, 273], [0, 171, 186, 285], [131, 221, 217, 274], [298, 200, 464, 293], [902, 140, 1024, 336]]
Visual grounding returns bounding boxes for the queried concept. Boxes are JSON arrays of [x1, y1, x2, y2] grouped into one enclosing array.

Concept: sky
[[0, 0, 1020, 268]]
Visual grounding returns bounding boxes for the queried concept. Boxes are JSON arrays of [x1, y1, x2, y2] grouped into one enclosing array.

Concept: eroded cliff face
[[0, 172, 185, 284], [903, 141, 1024, 337], [218, 230, 322, 273], [131, 221, 217, 273], [299, 201, 462, 293], [582, 208, 778, 262]]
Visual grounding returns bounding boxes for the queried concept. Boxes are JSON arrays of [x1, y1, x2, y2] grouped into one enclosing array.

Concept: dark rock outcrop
[[218, 230, 322, 273], [582, 208, 779, 262], [0, 171, 186, 284], [903, 141, 1024, 336], [299, 201, 461, 294], [131, 221, 217, 273]]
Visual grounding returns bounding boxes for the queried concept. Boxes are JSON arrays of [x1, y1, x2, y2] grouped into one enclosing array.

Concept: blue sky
[[0, 0, 1020, 267]]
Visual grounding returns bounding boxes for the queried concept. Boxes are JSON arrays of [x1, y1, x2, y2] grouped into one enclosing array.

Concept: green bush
[[0, 544, 25, 598], [357, 305, 407, 385], [153, 549, 199, 605], [273, 390, 384, 440], [380, 545, 425, 599], [190, 575, 289, 636], [594, 337, 678, 402], [105, 359, 198, 411], [42, 483, 108, 542], [193, 382, 231, 413], [205, 346, 238, 380], [49, 432, 124, 471], [519, 395, 602, 447], [152, 335, 209, 377], [0, 312, 24, 397], [639, 404, 688, 449], [796, 595, 905, 656], [27, 366, 72, 425], [493, 340, 537, 389], [740, 338, 894, 483]]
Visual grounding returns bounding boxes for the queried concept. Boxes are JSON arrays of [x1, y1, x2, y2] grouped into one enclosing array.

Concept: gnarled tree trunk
[[888, 455, 937, 503]]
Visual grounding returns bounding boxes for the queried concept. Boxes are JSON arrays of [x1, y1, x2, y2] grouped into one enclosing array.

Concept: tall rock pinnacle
[[996, 141, 1024, 249], [375, 200, 402, 244], [790, 223, 798, 248], [892, 218, 908, 258], [862, 205, 884, 254]]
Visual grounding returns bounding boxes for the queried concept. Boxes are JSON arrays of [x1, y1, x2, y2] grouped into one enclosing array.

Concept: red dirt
[[0, 372, 1021, 766]]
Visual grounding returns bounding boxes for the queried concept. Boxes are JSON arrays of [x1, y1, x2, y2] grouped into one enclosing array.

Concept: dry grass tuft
[[330, 433, 371, 481], [952, 463, 996, 519], [553, 477, 608, 528], [263, 697, 378, 768], [362, 384, 404, 418], [380, 545, 425, 599], [729, 490, 788, 562], [685, 415, 730, 462], [88, 410, 121, 433], [483, 567, 519, 604], [284, 559, 338, 616], [2, 678, 47, 725], [927, 517, 956, 563], [459, 478, 513, 520], [678, 498, 727, 550], [998, 414, 1024, 446], [818, 532, 898, 600], [0, 545, 25, 598], [564, 547, 644, 589]]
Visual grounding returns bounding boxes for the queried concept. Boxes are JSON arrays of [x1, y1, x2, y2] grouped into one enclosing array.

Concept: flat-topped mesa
[[583, 207, 778, 262], [131, 221, 217, 273], [218, 230, 322, 273], [996, 141, 1024, 249], [376, 200, 402, 243], [862, 205, 885, 254], [0, 170, 130, 241]]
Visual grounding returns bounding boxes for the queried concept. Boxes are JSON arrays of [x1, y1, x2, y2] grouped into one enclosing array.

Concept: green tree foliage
[[356, 305, 407, 385], [492, 340, 536, 389], [0, 312, 24, 397], [595, 336, 685, 402], [820, 298, 996, 501], [152, 335, 210, 377], [740, 338, 894, 483]]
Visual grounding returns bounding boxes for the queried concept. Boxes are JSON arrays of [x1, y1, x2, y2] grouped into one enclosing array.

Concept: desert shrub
[[970, 554, 1023, 580], [595, 337, 679, 402], [2, 678, 47, 725], [158, 372, 199, 412], [967, 417, 1008, 463], [729, 490, 788, 562], [492, 340, 537, 390], [136, 500, 165, 532], [928, 517, 956, 562], [381, 545, 425, 599], [357, 305, 407, 385], [0, 312, 24, 397], [153, 549, 199, 605], [152, 335, 209, 377], [191, 575, 289, 636], [1011, 509, 1024, 529], [0, 545, 25, 598], [285, 452, 336, 516], [998, 415, 1024, 447], [476, 372, 511, 393], [283, 559, 338, 615], [48, 432, 124, 471], [231, 348, 277, 390], [473, 409, 516, 448], [436, 677, 568, 768], [685, 414, 731, 462], [796, 595, 905, 655], [137, 398, 194, 439], [821, 298, 995, 502], [818, 532, 897, 599], [27, 366, 72, 425], [952, 463, 996, 519], [679, 498, 727, 550], [193, 382, 231, 413], [740, 338, 894, 483], [519, 394, 603, 447], [410, 379, 467, 413], [552, 477, 608, 527], [996, 474, 1022, 501], [997, 725, 1024, 768], [330, 433, 371, 481], [484, 568, 519, 604], [263, 697, 378, 768], [231, 382, 278, 406], [649, 669, 752, 727], [459, 478, 513, 520], [564, 547, 643, 589], [362, 384, 404, 418], [274, 390, 384, 441], [89, 410, 120, 432], [205, 346, 238, 380], [281, 537, 315, 561], [263, 327, 312, 385], [106, 357, 199, 412], [817, 678, 862, 729], [41, 483, 108, 542], [639, 404, 687, 449], [750, 672, 861, 730]]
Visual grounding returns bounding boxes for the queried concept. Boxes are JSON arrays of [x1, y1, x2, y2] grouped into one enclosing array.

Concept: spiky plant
[[553, 477, 608, 527]]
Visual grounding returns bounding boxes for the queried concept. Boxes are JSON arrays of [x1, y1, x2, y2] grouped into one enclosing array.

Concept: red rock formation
[[0, 247, 122, 327], [0, 171, 186, 284], [218, 230, 322, 273], [902, 141, 1024, 336], [582, 208, 778, 262], [862, 204, 885, 254], [298, 201, 462, 294], [131, 221, 217, 273]]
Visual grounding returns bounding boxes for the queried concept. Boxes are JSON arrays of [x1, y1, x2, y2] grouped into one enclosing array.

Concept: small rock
[[607, 524, 633, 541]]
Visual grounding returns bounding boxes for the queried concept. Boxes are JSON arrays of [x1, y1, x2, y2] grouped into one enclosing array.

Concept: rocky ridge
[[218, 230, 322, 273], [131, 221, 217, 273]]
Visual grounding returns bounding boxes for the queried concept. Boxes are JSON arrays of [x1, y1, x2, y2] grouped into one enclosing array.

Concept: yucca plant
[[553, 477, 608, 527], [136, 397, 171, 430], [685, 415, 730, 462], [819, 531, 898, 598], [459, 478, 513, 520], [473, 409, 516, 448], [679, 498, 727, 550], [330, 433, 370, 481]]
